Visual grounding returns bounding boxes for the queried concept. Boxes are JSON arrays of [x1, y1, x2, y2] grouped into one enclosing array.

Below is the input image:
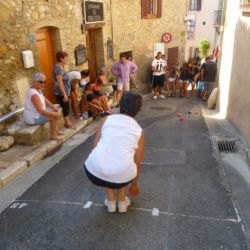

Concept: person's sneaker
[[82, 112, 89, 119], [118, 196, 131, 213], [159, 94, 166, 99], [153, 95, 157, 100], [104, 199, 116, 213]]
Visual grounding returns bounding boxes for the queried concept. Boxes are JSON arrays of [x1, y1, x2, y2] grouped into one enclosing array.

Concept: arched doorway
[[36, 27, 57, 103]]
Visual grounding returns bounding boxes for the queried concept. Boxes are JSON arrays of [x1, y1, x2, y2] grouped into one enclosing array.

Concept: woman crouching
[[84, 92, 144, 213]]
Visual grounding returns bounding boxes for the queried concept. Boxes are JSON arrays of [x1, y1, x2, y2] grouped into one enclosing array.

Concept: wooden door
[[86, 29, 97, 82], [167, 47, 179, 69], [36, 28, 56, 103]]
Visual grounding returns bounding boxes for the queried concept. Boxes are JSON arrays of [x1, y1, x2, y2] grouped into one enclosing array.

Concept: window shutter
[[197, 0, 202, 10], [141, 0, 148, 19], [157, 0, 162, 18]]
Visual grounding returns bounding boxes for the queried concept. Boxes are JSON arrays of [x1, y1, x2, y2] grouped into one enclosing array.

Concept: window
[[141, 0, 162, 19], [190, 0, 202, 11]]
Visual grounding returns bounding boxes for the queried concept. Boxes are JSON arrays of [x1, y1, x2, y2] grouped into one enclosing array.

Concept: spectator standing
[[53, 51, 75, 129], [111, 53, 137, 106], [186, 63, 196, 99], [203, 56, 217, 101], [67, 71, 81, 119], [151, 52, 167, 99], [84, 92, 144, 213], [178, 62, 189, 98], [127, 56, 138, 89], [23, 72, 62, 139], [166, 60, 179, 97]]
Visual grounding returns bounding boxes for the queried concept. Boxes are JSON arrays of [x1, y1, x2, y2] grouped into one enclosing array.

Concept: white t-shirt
[[152, 59, 167, 76], [85, 114, 142, 183], [23, 88, 46, 124]]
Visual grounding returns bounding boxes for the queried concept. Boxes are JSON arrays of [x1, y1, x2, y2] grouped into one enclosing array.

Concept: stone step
[[5, 115, 64, 146]]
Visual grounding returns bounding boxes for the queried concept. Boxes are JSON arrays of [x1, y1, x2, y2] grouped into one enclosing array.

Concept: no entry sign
[[162, 33, 172, 43]]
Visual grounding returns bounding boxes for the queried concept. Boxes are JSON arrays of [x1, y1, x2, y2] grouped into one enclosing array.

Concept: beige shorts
[[117, 82, 130, 91]]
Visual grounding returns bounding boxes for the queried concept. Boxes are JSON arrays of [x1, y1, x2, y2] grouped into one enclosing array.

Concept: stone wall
[[0, 0, 187, 132], [102, 0, 186, 87], [0, 0, 88, 125]]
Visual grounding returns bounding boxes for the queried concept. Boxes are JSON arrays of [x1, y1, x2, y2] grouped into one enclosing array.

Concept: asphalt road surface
[[0, 96, 248, 250]]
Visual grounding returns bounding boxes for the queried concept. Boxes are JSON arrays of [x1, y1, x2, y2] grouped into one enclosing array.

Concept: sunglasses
[[38, 81, 45, 84]]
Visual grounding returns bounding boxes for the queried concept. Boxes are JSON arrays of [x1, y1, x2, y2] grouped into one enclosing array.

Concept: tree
[[199, 39, 210, 58]]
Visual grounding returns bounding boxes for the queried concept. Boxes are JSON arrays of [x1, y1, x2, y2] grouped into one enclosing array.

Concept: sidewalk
[[0, 118, 91, 188]]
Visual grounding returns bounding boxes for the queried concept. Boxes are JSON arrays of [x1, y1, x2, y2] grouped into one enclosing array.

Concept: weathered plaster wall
[[227, 17, 250, 145], [0, 0, 88, 119], [102, 0, 186, 86]]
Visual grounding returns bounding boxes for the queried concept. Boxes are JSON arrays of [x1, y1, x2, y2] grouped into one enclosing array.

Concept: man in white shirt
[[151, 52, 167, 99]]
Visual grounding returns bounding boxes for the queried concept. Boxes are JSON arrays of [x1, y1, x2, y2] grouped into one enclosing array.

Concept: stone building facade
[[0, 0, 186, 131]]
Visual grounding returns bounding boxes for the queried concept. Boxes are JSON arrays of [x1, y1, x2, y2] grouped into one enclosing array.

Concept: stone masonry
[[0, 0, 186, 132]]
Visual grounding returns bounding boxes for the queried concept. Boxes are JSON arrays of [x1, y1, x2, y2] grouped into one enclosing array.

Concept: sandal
[[64, 123, 76, 129]]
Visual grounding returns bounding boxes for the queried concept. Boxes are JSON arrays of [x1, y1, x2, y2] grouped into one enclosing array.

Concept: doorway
[[167, 47, 179, 68], [36, 27, 56, 103], [86, 29, 97, 82]]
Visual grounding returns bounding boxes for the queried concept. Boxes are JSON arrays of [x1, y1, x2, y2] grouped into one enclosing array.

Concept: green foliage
[[199, 39, 210, 58], [108, 75, 115, 82]]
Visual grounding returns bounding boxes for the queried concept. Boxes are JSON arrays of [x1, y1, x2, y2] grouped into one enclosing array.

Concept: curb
[[0, 118, 91, 188]]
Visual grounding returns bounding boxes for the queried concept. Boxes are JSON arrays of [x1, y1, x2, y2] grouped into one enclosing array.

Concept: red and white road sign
[[162, 33, 172, 43]]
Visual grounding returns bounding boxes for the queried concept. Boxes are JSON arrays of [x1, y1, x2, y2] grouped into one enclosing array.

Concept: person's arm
[[130, 62, 137, 74], [56, 73, 68, 103], [31, 95, 59, 119], [151, 60, 159, 73], [93, 117, 107, 148], [111, 63, 119, 77], [151, 63, 157, 73], [129, 131, 145, 196]]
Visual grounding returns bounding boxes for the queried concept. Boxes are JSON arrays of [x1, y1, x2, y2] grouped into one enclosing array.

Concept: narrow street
[[0, 96, 248, 250]]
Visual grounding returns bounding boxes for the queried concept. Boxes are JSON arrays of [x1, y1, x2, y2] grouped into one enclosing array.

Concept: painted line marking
[[15, 199, 239, 223], [9, 202, 28, 209], [83, 201, 93, 209], [152, 208, 160, 216]]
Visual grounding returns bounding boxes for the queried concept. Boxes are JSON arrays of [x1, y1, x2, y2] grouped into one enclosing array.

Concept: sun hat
[[67, 71, 81, 80]]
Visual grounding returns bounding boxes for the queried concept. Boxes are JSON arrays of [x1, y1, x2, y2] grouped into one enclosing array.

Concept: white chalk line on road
[[15, 199, 239, 224]]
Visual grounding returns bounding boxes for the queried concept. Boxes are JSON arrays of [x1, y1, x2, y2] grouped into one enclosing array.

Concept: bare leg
[[185, 82, 189, 98], [191, 84, 195, 98], [106, 188, 116, 201], [117, 187, 126, 202], [166, 80, 170, 96], [158, 86, 163, 96], [153, 87, 158, 96], [64, 116, 75, 129], [70, 93, 80, 119], [117, 90, 123, 105]]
